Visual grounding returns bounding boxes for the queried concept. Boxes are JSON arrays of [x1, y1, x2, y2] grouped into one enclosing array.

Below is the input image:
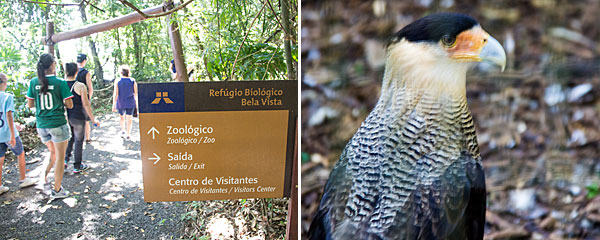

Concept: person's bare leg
[[126, 115, 133, 138], [0, 156, 4, 184], [44, 141, 56, 183], [52, 140, 68, 191], [119, 114, 126, 134], [17, 152, 26, 181], [85, 121, 91, 141]]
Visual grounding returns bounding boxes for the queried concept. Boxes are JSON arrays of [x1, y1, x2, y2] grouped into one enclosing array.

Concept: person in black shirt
[[76, 54, 94, 143], [64, 63, 99, 174]]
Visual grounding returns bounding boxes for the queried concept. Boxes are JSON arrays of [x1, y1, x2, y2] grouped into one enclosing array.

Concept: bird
[[308, 13, 506, 240]]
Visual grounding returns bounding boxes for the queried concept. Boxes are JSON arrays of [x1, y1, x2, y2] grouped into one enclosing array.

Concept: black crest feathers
[[387, 13, 478, 47]]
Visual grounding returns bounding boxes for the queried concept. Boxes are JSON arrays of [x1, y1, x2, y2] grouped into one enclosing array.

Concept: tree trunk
[[132, 24, 142, 74], [46, 21, 55, 55], [79, 4, 104, 82], [195, 35, 213, 81], [56, 45, 65, 76], [166, 1, 188, 82], [280, 0, 295, 80], [114, 28, 123, 65]]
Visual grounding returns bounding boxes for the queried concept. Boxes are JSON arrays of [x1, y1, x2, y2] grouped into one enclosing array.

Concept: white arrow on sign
[[147, 127, 159, 139], [148, 153, 161, 165]]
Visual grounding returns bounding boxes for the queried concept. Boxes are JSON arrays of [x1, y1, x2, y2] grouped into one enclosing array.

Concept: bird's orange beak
[[448, 26, 506, 71]]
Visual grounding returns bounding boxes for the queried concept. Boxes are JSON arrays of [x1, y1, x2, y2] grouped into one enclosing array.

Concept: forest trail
[[0, 114, 185, 239]]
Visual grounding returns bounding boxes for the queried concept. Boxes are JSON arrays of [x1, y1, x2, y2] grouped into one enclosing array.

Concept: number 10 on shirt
[[38, 92, 54, 110]]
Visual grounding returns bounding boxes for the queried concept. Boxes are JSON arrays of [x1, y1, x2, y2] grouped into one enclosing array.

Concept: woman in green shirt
[[26, 53, 73, 199]]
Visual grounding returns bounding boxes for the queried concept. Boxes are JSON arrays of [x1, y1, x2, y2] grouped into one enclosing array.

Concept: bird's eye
[[441, 35, 456, 47]]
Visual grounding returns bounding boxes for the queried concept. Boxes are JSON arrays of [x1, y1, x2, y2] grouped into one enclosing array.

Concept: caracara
[[308, 13, 506, 240]]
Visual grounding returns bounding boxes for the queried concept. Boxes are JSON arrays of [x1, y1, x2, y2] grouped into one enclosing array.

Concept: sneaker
[[73, 164, 90, 174], [125, 136, 131, 141], [51, 187, 69, 199], [64, 160, 68, 169], [0, 186, 8, 195], [19, 178, 37, 188]]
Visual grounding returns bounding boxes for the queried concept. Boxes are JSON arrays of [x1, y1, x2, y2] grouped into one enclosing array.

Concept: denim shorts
[[118, 108, 134, 116], [0, 135, 24, 157], [37, 123, 71, 143]]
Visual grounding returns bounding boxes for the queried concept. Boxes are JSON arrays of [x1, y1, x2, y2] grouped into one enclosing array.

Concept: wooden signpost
[[138, 80, 297, 202]]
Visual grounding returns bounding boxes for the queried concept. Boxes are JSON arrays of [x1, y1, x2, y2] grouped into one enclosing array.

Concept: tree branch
[[6, 30, 28, 50], [117, 0, 195, 19], [263, 29, 281, 44], [22, 0, 80, 6], [82, 0, 105, 12], [265, 0, 289, 38], [229, 0, 267, 80], [262, 44, 280, 80], [24, 0, 105, 12]]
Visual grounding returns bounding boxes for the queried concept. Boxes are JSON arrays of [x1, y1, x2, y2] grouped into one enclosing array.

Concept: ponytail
[[36, 53, 55, 94]]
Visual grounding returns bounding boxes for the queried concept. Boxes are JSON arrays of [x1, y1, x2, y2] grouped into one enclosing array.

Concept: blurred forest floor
[[300, 0, 600, 239]]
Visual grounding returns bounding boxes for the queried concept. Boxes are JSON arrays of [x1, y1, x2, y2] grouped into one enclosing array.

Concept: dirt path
[[0, 114, 185, 239]]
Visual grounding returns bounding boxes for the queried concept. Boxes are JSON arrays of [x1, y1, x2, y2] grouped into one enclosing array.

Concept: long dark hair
[[65, 62, 78, 77], [37, 53, 55, 94]]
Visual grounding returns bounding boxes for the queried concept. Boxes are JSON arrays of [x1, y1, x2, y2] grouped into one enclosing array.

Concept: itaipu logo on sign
[[138, 83, 185, 113], [151, 92, 174, 104]]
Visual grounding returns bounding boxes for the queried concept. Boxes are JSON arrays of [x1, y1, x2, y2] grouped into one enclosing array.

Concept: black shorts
[[118, 108, 135, 116]]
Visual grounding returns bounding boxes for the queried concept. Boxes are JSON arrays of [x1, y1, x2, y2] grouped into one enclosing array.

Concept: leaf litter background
[[300, 0, 600, 239]]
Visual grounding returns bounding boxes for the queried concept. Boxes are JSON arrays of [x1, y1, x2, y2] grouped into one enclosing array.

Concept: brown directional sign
[[138, 80, 297, 202]]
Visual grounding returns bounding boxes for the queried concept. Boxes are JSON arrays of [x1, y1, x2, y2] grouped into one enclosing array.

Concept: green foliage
[[182, 0, 297, 81], [0, 27, 37, 124], [6, 80, 35, 124], [1, 0, 296, 85], [0, 0, 297, 125], [181, 210, 200, 223], [205, 42, 287, 80], [587, 182, 600, 199]]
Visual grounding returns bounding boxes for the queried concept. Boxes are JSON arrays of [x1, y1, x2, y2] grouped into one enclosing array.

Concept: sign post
[[138, 80, 297, 202]]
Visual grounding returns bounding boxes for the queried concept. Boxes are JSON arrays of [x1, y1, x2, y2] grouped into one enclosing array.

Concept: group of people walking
[[0, 52, 138, 199]]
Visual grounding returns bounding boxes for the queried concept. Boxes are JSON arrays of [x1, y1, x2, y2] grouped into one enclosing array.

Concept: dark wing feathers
[[464, 153, 486, 240], [309, 149, 486, 240], [308, 149, 352, 240], [308, 207, 333, 240]]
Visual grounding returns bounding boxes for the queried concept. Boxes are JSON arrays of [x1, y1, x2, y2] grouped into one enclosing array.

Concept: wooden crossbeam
[[42, 5, 165, 45]]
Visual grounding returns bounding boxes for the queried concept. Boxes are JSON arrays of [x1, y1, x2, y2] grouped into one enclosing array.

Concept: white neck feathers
[[380, 40, 470, 101]]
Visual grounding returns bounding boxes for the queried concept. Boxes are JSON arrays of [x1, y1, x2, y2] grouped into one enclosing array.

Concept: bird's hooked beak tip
[[479, 36, 507, 72]]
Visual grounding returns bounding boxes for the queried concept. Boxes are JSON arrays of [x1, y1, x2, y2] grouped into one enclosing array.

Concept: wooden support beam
[[46, 21, 54, 55], [286, 119, 298, 240], [42, 5, 165, 44], [166, 6, 188, 82]]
